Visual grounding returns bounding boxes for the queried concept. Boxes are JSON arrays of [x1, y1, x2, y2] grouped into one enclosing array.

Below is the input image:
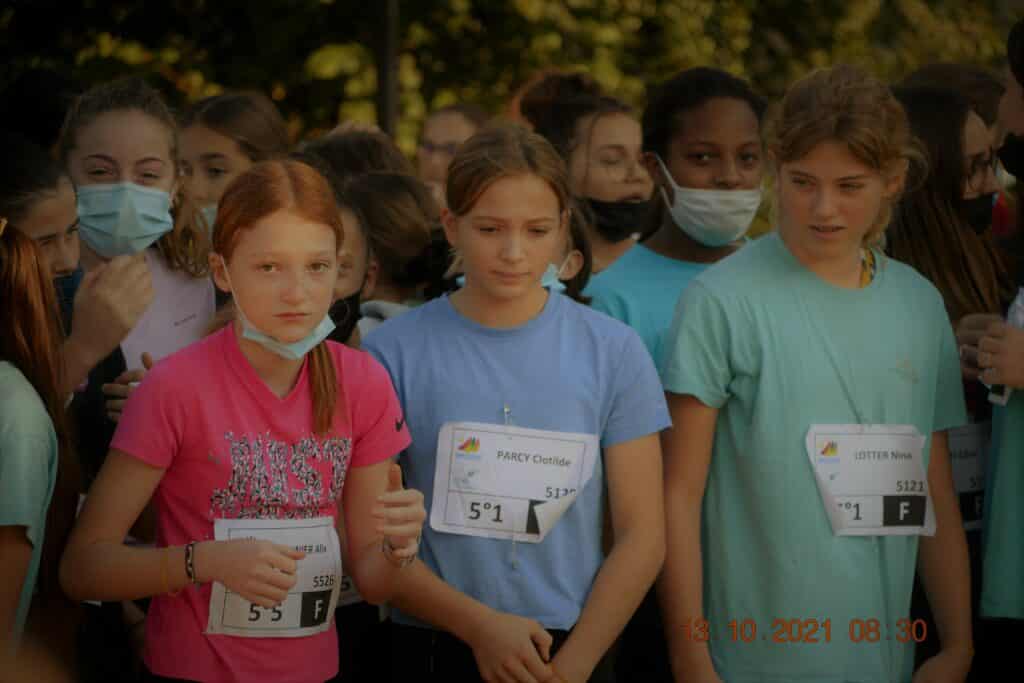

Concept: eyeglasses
[[966, 150, 999, 192], [419, 139, 461, 158]]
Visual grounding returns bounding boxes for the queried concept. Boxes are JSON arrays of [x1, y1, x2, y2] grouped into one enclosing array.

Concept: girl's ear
[[361, 256, 380, 302], [209, 253, 231, 293], [558, 249, 584, 281], [440, 207, 458, 249], [883, 158, 909, 200]]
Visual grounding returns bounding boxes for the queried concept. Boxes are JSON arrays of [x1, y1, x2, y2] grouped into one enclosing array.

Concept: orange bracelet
[[161, 547, 181, 597]]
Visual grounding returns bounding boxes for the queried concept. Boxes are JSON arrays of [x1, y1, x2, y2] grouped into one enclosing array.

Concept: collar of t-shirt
[[440, 289, 562, 339]]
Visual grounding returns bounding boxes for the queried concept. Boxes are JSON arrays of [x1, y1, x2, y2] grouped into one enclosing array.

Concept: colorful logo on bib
[[820, 441, 838, 457], [457, 437, 480, 454]]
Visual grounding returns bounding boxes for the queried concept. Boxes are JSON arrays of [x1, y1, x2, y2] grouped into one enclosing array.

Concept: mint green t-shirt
[[0, 362, 58, 649], [585, 244, 708, 370], [981, 391, 1024, 619], [661, 233, 966, 683]]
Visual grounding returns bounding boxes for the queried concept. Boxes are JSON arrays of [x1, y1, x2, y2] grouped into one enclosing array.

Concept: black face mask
[[54, 266, 84, 331], [584, 197, 655, 243], [327, 289, 363, 344], [999, 134, 1024, 178], [962, 192, 997, 234]]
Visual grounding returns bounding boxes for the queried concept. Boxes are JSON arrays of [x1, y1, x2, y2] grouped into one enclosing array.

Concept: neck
[[79, 242, 109, 273], [589, 231, 637, 274], [449, 284, 549, 329], [368, 279, 420, 305], [779, 233, 864, 290], [644, 217, 738, 263], [233, 321, 306, 398]]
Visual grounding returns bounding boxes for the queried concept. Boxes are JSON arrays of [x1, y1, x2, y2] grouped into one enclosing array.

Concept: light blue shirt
[[364, 291, 669, 630], [585, 244, 708, 370], [661, 233, 966, 683], [0, 362, 58, 649]]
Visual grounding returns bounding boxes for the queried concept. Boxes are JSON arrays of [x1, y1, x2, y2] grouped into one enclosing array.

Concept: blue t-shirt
[[364, 291, 670, 630], [661, 233, 966, 683], [0, 362, 58, 649], [585, 244, 709, 370]]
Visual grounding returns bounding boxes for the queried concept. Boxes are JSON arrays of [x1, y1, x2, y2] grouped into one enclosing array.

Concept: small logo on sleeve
[[395, 416, 406, 432]]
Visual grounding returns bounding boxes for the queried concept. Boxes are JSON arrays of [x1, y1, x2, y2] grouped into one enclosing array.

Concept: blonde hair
[[765, 64, 922, 247]]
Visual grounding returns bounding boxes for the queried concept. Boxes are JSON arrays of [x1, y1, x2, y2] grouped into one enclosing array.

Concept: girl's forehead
[[72, 109, 174, 163]]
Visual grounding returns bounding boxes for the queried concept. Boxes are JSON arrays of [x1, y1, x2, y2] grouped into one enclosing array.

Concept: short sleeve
[[932, 315, 968, 433], [0, 433, 56, 548], [660, 281, 733, 408], [110, 362, 186, 468], [602, 329, 671, 448], [348, 351, 411, 467]]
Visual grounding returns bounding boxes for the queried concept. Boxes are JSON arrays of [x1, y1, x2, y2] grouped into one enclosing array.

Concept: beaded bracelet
[[184, 541, 198, 584]]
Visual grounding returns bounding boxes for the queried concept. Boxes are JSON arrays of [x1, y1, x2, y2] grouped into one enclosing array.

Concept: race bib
[[806, 425, 935, 536], [948, 422, 989, 531], [430, 422, 599, 543], [206, 517, 341, 638]]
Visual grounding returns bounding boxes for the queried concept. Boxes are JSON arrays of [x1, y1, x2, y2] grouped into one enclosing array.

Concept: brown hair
[[300, 130, 414, 185], [0, 225, 78, 596], [765, 64, 920, 247], [902, 63, 1005, 127], [341, 173, 443, 289], [213, 160, 344, 435], [58, 77, 208, 276], [446, 124, 572, 217], [182, 91, 290, 162], [887, 85, 1014, 321]]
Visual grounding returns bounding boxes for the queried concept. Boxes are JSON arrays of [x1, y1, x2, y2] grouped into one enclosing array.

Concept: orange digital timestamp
[[681, 618, 928, 644]]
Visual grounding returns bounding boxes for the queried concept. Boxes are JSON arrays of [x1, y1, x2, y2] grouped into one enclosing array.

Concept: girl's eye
[[207, 168, 227, 179], [688, 153, 713, 164], [87, 169, 110, 177], [258, 263, 276, 272], [840, 183, 864, 192], [740, 154, 760, 165], [790, 177, 810, 187], [477, 225, 498, 234], [38, 237, 55, 247], [310, 262, 332, 273], [529, 227, 552, 236]]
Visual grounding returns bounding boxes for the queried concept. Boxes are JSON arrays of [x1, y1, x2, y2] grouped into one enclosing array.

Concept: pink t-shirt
[[111, 325, 410, 683]]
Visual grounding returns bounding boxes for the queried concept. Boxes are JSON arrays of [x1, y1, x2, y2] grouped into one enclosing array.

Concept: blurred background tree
[[0, 0, 1018, 153]]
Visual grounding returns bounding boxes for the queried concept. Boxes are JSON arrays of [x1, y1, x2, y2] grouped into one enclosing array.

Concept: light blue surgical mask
[[76, 182, 175, 257], [219, 255, 336, 360], [540, 263, 567, 293], [200, 204, 218, 238]]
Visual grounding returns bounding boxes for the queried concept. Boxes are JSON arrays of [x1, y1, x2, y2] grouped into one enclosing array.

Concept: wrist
[[66, 329, 108, 370], [451, 602, 497, 647], [193, 540, 217, 584]]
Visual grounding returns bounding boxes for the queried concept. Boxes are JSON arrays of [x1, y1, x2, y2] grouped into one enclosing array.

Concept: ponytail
[[309, 343, 340, 435]]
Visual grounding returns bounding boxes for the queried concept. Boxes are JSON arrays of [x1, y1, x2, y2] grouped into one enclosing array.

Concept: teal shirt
[[0, 362, 58, 649], [661, 233, 966, 683], [981, 391, 1024, 618], [585, 244, 708, 370]]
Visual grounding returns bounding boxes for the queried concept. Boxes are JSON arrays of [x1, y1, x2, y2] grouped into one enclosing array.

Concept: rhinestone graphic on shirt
[[210, 431, 353, 519]]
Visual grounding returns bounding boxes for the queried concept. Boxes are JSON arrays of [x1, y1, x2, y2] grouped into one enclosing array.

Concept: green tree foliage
[[0, 0, 1014, 153]]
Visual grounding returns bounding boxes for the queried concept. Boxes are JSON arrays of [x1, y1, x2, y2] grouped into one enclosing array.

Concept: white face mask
[[655, 155, 762, 247]]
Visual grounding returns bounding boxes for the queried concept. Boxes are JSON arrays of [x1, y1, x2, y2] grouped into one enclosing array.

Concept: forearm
[[348, 538, 414, 605], [389, 560, 494, 644], [918, 493, 973, 655], [553, 526, 665, 680], [658, 494, 714, 679], [61, 540, 194, 602], [61, 334, 105, 395]]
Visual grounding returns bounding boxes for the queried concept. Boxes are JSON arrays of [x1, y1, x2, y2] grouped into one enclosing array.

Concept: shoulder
[[0, 363, 54, 441], [141, 328, 226, 390], [363, 298, 448, 353], [880, 255, 947, 311], [554, 294, 647, 353]]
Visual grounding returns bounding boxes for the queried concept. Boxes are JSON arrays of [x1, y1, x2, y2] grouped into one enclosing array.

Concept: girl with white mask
[[586, 68, 765, 376]]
